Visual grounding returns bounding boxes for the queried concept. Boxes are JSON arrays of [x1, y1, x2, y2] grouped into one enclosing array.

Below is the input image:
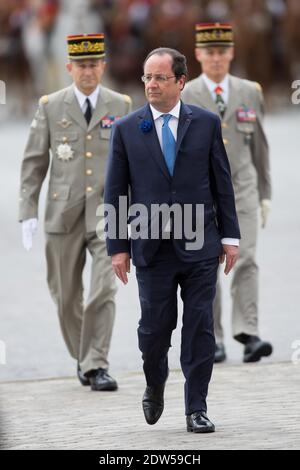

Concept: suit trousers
[[45, 216, 117, 374], [213, 208, 259, 342], [136, 239, 219, 415]]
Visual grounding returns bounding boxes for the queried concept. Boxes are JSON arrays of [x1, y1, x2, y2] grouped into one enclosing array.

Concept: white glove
[[22, 218, 38, 251], [260, 199, 271, 228]]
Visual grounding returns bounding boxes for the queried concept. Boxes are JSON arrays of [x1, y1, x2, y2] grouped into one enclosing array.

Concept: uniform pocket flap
[[99, 128, 112, 140], [236, 123, 254, 133], [49, 184, 70, 201], [54, 132, 78, 142]]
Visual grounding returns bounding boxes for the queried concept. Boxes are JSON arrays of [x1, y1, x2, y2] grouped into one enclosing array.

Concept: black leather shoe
[[234, 333, 253, 345], [214, 343, 226, 363], [142, 382, 166, 425], [77, 363, 90, 386], [186, 411, 215, 433], [243, 336, 273, 363], [88, 368, 118, 391]]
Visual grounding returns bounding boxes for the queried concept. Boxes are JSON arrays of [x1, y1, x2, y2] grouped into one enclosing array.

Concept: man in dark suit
[[104, 48, 240, 433]]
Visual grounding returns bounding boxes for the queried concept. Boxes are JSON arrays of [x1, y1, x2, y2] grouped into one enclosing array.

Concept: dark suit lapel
[[138, 104, 171, 182], [175, 102, 192, 156]]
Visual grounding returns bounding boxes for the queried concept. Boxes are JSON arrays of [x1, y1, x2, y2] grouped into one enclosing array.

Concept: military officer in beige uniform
[[19, 34, 132, 389], [182, 23, 273, 363]]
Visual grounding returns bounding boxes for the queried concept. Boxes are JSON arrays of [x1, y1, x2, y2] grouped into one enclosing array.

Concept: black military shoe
[[186, 411, 215, 433], [214, 343, 226, 363], [88, 368, 118, 391], [243, 336, 273, 363], [77, 363, 90, 386], [142, 382, 166, 425]]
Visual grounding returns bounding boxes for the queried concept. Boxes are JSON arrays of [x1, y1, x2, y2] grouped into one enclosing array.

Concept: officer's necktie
[[215, 86, 226, 118], [162, 114, 176, 176], [84, 98, 92, 124]]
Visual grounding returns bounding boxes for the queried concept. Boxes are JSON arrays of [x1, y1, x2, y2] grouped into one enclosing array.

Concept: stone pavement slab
[[0, 362, 299, 450]]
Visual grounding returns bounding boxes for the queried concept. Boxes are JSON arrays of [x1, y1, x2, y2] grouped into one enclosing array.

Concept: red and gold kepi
[[67, 33, 105, 60], [195, 23, 234, 47]]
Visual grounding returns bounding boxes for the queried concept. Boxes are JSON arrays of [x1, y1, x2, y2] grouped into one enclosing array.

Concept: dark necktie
[[84, 98, 92, 124], [215, 85, 226, 118]]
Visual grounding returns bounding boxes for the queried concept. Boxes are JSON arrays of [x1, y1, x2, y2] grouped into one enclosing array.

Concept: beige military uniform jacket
[[182, 74, 271, 212], [19, 84, 132, 233]]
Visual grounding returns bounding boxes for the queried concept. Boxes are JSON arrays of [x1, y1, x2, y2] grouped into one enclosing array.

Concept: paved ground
[[0, 110, 300, 382], [0, 362, 299, 450]]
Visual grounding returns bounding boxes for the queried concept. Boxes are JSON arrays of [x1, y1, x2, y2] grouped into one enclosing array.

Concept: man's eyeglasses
[[141, 74, 176, 84]]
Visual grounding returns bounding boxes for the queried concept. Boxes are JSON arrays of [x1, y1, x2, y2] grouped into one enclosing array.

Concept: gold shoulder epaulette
[[255, 82, 262, 92], [39, 95, 49, 105], [124, 94, 132, 105]]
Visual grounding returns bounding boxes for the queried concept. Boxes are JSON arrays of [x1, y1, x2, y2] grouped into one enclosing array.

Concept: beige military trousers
[[213, 208, 259, 343], [45, 216, 116, 374]]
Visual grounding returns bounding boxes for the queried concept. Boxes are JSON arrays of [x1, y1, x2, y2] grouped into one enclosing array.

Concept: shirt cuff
[[221, 238, 240, 246]]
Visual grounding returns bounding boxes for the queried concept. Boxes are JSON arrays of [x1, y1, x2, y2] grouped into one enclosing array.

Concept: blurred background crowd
[[1, 0, 300, 115]]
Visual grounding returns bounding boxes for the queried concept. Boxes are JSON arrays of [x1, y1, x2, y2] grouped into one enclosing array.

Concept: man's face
[[195, 46, 234, 82], [66, 59, 106, 95], [143, 53, 185, 112]]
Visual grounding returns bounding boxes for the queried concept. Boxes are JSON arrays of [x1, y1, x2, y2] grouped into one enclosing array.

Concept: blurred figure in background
[[145, 0, 204, 81], [182, 23, 273, 363], [1, 0, 298, 116], [49, 0, 104, 89], [232, 0, 273, 90], [0, 0, 32, 114], [283, 0, 300, 80], [22, 0, 59, 96], [18, 33, 132, 390]]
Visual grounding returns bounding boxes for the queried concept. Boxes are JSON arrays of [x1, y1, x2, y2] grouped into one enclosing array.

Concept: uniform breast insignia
[[236, 106, 257, 123], [57, 118, 73, 129], [100, 115, 121, 129], [56, 143, 74, 162]]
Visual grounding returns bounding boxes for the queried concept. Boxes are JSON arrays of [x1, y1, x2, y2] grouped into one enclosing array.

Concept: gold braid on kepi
[[67, 33, 105, 60], [195, 23, 234, 48]]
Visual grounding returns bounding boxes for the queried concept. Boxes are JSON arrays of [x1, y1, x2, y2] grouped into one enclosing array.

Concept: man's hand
[[219, 244, 239, 275], [111, 252, 130, 285], [261, 199, 271, 228], [22, 218, 38, 251]]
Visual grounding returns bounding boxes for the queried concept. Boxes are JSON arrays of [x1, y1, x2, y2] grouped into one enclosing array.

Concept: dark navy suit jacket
[[104, 101, 240, 266]]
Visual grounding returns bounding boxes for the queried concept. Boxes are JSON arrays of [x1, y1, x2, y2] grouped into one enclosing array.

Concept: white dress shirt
[[150, 100, 180, 145], [74, 84, 100, 113], [149, 100, 239, 246], [202, 73, 229, 105]]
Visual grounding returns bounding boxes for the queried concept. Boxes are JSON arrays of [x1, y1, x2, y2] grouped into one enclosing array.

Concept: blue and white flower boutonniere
[[139, 119, 153, 133]]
